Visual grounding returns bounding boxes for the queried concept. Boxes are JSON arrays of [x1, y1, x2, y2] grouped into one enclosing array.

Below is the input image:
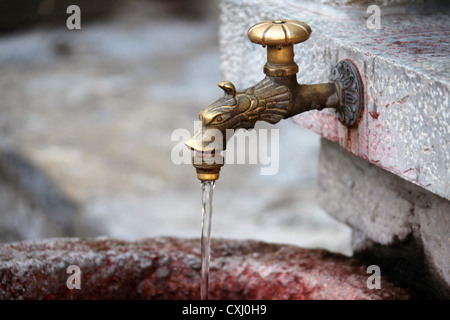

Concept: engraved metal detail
[[185, 77, 291, 154], [200, 77, 291, 133], [330, 60, 363, 127]]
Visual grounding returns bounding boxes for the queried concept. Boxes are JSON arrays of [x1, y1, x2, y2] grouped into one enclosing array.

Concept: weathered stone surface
[[0, 237, 414, 300], [285, 0, 448, 15], [317, 138, 450, 298], [220, 0, 450, 200]]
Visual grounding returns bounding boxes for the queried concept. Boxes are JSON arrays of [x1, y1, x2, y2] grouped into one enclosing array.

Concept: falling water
[[200, 180, 215, 300]]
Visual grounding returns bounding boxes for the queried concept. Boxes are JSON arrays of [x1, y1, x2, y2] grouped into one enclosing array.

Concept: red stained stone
[[369, 111, 380, 120], [0, 237, 414, 300]]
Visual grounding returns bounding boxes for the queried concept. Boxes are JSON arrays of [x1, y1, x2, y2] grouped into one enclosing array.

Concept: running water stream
[[200, 180, 215, 300]]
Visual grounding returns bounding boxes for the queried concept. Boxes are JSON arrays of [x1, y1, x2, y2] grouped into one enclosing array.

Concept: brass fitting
[[186, 19, 363, 182], [248, 19, 311, 77], [192, 152, 224, 182]]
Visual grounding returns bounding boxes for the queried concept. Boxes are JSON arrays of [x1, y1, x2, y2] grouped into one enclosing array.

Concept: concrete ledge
[[318, 138, 450, 298], [284, 0, 450, 17]]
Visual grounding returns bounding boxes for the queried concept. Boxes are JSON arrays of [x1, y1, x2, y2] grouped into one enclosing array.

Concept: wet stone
[[0, 237, 415, 300]]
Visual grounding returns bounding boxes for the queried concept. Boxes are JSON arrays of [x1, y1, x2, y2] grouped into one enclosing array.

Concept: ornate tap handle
[[248, 19, 311, 77]]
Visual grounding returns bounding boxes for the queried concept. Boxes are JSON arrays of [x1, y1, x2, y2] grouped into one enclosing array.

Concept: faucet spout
[[190, 151, 224, 182], [185, 19, 363, 182]]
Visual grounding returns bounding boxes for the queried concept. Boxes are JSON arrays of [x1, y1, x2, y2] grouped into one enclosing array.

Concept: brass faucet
[[185, 20, 363, 181]]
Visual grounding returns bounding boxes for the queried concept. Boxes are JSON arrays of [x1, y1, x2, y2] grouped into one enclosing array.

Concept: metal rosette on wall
[[330, 60, 363, 127]]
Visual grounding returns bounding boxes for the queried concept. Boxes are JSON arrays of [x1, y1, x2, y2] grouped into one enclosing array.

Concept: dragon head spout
[[185, 80, 253, 153], [184, 77, 291, 181], [185, 77, 291, 153]]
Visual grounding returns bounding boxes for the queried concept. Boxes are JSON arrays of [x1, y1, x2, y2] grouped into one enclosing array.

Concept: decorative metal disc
[[330, 60, 363, 127]]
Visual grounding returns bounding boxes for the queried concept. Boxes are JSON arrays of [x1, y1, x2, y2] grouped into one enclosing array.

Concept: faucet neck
[[264, 45, 298, 77], [267, 75, 341, 116]]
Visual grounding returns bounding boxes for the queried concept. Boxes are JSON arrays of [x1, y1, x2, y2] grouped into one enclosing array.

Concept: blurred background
[[0, 0, 352, 255]]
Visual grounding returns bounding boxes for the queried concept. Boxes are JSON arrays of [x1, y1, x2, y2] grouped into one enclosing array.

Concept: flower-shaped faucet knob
[[247, 20, 312, 77]]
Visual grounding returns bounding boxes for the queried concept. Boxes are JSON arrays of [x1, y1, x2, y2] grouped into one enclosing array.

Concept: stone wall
[[318, 139, 450, 298]]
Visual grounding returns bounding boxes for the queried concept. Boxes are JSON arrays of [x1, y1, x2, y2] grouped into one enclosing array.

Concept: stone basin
[[0, 237, 414, 299]]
